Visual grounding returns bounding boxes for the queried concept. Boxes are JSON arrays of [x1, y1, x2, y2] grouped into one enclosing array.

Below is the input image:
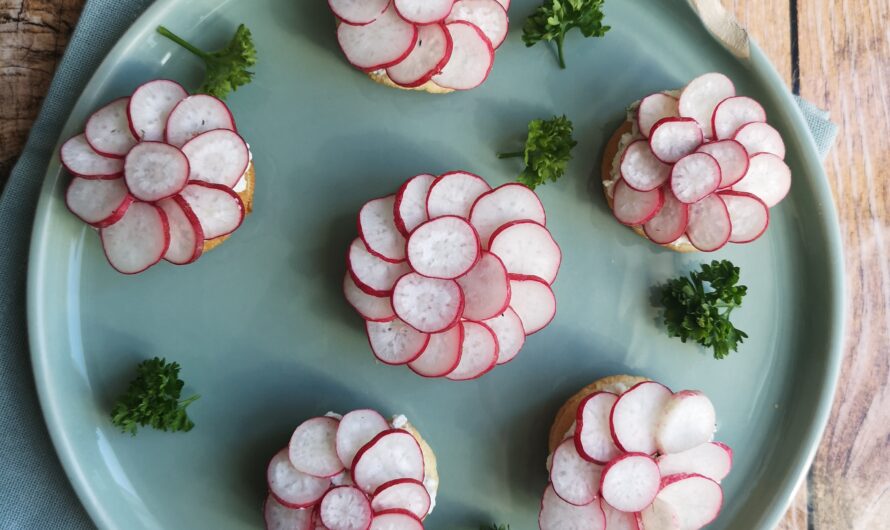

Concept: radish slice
[[655, 474, 724, 530], [601, 500, 641, 530], [371, 479, 431, 520], [165, 95, 235, 148], [289, 417, 344, 478], [649, 118, 703, 164], [348, 238, 412, 296], [639, 498, 681, 530], [387, 23, 453, 88], [123, 142, 190, 202], [264, 494, 314, 530], [337, 4, 418, 71], [620, 140, 672, 192], [446, 0, 509, 48], [733, 121, 785, 158], [407, 216, 480, 279], [482, 308, 525, 364], [657, 442, 733, 483], [267, 448, 332, 508], [489, 221, 561, 284], [612, 179, 664, 226], [391, 273, 464, 333], [179, 181, 245, 239], [84, 98, 137, 158], [495, 0, 510, 7], [426, 171, 492, 219], [712, 96, 767, 140], [60, 134, 124, 179], [508, 275, 556, 334], [319, 486, 373, 530], [359, 195, 407, 263], [127, 79, 188, 142], [408, 325, 464, 377], [456, 251, 510, 321], [329, 0, 390, 25], [539, 484, 606, 530], [678, 73, 736, 138], [394, 174, 435, 236], [394, 0, 455, 24], [719, 191, 769, 243], [431, 22, 494, 90], [731, 153, 791, 207], [366, 319, 431, 365], [158, 196, 204, 265], [181, 129, 250, 188], [575, 392, 620, 464], [369, 510, 423, 530], [469, 183, 546, 247], [550, 438, 603, 506], [99, 202, 169, 274], [686, 194, 731, 252], [599, 453, 661, 513], [609, 381, 672, 454], [336, 409, 390, 469], [343, 274, 396, 322], [637, 93, 680, 138], [669, 152, 721, 204], [65, 177, 132, 228], [655, 391, 716, 454], [446, 321, 498, 380], [352, 429, 425, 494], [695, 139, 749, 189], [643, 190, 689, 245]]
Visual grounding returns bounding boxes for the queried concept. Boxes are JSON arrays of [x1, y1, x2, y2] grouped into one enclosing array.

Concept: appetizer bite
[[264, 410, 438, 529], [344, 172, 561, 380], [330, 0, 509, 92], [602, 73, 791, 252], [540, 376, 732, 530]]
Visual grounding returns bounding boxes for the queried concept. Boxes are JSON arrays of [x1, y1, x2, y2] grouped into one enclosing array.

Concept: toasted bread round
[[399, 419, 439, 517], [367, 70, 454, 94], [203, 161, 255, 252]]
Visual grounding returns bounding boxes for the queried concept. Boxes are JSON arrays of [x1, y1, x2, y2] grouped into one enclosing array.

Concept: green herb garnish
[[499, 115, 577, 189], [522, 0, 610, 69], [156, 24, 257, 99], [111, 357, 200, 435], [659, 260, 749, 360]]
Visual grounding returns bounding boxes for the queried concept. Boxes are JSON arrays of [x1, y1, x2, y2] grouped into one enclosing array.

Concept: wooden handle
[[688, 0, 751, 59]]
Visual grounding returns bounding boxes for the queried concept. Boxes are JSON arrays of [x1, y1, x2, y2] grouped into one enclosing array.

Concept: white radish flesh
[[406, 216, 480, 279], [408, 325, 463, 377], [609, 381, 672, 454], [446, 0, 509, 48], [657, 442, 733, 483], [127, 79, 188, 142], [719, 191, 769, 243], [85, 98, 137, 157], [655, 391, 717, 454], [649, 118, 704, 164], [368, 510, 423, 530], [620, 140, 672, 192], [336, 409, 390, 469], [337, 4, 418, 71], [394, 174, 435, 236], [123, 141, 190, 202], [165, 95, 235, 148], [289, 417, 344, 478], [643, 189, 688, 245], [446, 321, 498, 380], [469, 183, 546, 247], [348, 238, 411, 296], [387, 23, 452, 88], [426, 171, 491, 219], [612, 179, 664, 226], [179, 181, 245, 239], [639, 498, 681, 530], [600, 453, 661, 513], [60, 134, 124, 178], [601, 500, 641, 530], [319, 486, 373, 530], [712, 96, 766, 140], [456, 251, 510, 321], [637, 93, 680, 138], [733, 121, 786, 158], [65, 177, 132, 227], [392, 273, 464, 333], [483, 308, 525, 365], [158, 196, 203, 265], [550, 438, 603, 506], [696, 139, 749, 188], [352, 429, 425, 494], [394, 0, 455, 24], [359, 195, 407, 263], [678, 72, 736, 138], [575, 392, 620, 464], [655, 474, 724, 530], [489, 221, 561, 284], [686, 194, 731, 252], [181, 129, 250, 188], [431, 22, 494, 90], [669, 153, 721, 204], [329, 0, 390, 25], [343, 274, 396, 322], [264, 494, 314, 530], [371, 479, 431, 520], [366, 319, 430, 365], [508, 275, 556, 334], [539, 485, 606, 530], [732, 153, 791, 207], [267, 448, 332, 508], [99, 202, 169, 274]]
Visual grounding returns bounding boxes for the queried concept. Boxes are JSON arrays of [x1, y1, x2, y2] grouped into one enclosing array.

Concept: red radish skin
[[657, 442, 733, 483], [406, 216, 480, 279], [508, 274, 556, 334], [408, 325, 464, 377], [329, 0, 390, 25], [426, 171, 492, 219], [637, 93, 680, 138], [84, 97, 137, 158], [483, 307, 526, 365], [368, 510, 423, 530], [99, 201, 170, 274], [179, 181, 245, 239], [351, 429, 425, 494], [456, 251, 510, 321], [550, 438, 603, 506], [158, 195, 204, 265], [655, 390, 716, 454], [165, 94, 236, 148], [599, 453, 661, 513], [264, 493, 315, 530], [431, 22, 495, 90], [392, 273, 464, 333], [65, 177, 133, 228], [731, 152, 791, 207], [366, 319, 431, 365], [609, 381, 672, 454], [181, 129, 250, 188], [574, 392, 621, 464], [123, 141, 190, 202], [711, 96, 767, 140], [359, 195, 407, 263], [127, 79, 188, 142], [611, 179, 665, 226], [446, 0, 509, 48], [685, 194, 732, 252], [60, 134, 124, 179], [669, 152, 721, 204], [394, 0, 455, 24], [445, 320, 499, 380], [394, 174, 435, 236], [343, 274, 397, 322], [619, 140, 672, 192], [488, 220, 561, 284], [655, 473, 724, 530], [347, 238, 411, 296], [538, 484, 606, 530], [733, 121, 786, 159], [719, 191, 770, 243], [289, 417, 345, 478], [319, 486, 373, 530], [336, 409, 390, 469], [678, 72, 736, 138], [371, 478, 431, 520], [648, 118, 704, 164], [387, 23, 453, 89], [469, 182, 546, 247], [638, 498, 681, 530], [695, 139, 749, 189], [601, 500, 642, 530], [643, 189, 689, 245], [266, 448, 332, 509], [337, 4, 418, 71]]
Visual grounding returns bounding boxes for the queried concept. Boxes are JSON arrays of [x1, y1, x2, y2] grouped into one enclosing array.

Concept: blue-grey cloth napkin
[[0, 1, 837, 528]]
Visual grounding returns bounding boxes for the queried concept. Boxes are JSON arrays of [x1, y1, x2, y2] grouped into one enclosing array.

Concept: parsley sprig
[[499, 115, 577, 189], [111, 357, 200, 435], [156, 24, 257, 99], [523, 0, 610, 69], [659, 260, 749, 360]]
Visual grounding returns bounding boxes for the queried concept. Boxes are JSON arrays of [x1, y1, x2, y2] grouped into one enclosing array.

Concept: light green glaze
[[27, 0, 844, 529]]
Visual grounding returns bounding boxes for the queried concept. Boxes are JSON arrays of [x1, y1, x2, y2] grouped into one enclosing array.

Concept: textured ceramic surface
[[27, 0, 844, 529]]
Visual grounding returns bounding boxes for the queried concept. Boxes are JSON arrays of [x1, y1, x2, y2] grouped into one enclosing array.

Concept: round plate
[[28, 0, 844, 528]]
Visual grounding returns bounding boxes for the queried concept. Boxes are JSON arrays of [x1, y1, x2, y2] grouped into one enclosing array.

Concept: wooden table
[[1, 1, 887, 528]]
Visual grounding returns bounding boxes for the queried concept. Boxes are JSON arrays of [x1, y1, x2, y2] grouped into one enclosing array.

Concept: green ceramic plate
[[28, 0, 844, 528]]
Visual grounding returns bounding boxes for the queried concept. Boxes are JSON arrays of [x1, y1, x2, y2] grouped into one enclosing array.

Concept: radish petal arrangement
[[61, 79, 252, 273], [345, 173, 560, 379], [606, 72, 791, 251], [264, 410, 437, 530]]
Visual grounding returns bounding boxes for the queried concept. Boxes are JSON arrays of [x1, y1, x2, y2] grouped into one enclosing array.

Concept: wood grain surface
[[1, 1, 887, 529]]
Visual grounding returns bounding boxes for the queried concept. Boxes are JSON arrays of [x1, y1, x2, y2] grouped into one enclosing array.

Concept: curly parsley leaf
[[659, 260, 749, 360], [157, 24, 257, 99], [499, 115, 577, 189], [523, 0, 610, 69], [111, 357, 200, 435]]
